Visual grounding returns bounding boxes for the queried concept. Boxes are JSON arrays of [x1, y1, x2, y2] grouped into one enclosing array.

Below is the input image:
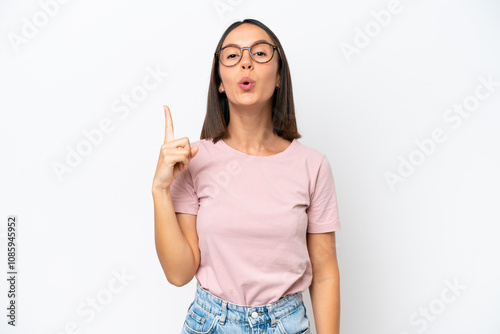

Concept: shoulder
[[293, 139, 327, 164], [188, 138, 213, 149], [185, 138, 222, 172], [292, 140, 335, 182], [189, 138, 219, 155]]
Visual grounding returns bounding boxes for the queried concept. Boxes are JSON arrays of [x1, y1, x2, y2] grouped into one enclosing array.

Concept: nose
[[240, 48, 253, 70]]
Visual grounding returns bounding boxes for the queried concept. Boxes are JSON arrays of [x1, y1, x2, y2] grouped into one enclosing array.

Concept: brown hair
[[200, 18, 301, 143]]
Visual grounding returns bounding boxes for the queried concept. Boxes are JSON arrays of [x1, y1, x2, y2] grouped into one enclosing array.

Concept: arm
[[152, 105, 201, 287], [307, 231, 340, 334], [152, 187, 200, 286]]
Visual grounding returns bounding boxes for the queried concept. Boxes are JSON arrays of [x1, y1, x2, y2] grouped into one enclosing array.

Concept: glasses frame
[[214, 42, 280, 67]]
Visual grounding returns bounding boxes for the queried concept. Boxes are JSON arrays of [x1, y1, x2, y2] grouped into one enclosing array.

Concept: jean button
[[251, 311, 258, 319]]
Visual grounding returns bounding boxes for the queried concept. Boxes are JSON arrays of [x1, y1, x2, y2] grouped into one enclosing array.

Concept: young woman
[[152, 18, 341, 334]]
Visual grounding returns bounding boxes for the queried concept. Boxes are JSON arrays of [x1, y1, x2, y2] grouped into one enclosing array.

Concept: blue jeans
[[181, 281, 311, 334]]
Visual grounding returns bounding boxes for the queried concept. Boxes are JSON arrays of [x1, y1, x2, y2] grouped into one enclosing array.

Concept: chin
[[233, 96, 258, 105]]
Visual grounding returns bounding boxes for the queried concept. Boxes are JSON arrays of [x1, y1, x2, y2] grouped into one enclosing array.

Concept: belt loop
[[267, 303, 276, 326], [219, 301, 227, 325]]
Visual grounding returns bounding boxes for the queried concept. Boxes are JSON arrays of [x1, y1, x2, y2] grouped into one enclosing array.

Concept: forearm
[[309, 277, 340, 334], [152, 187, 196, 286]]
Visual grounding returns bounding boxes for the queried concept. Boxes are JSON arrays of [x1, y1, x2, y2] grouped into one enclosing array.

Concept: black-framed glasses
[[215, 42, 279, 67]]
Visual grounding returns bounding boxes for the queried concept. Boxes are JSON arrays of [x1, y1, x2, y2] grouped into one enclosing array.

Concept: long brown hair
[[200, 18, 301, 143]]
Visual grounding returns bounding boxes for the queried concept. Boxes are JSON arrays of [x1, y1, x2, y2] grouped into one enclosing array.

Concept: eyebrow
[[221, 39, 271, 49]]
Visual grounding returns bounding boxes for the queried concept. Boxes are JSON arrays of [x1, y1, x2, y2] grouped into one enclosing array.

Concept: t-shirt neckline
[[218, 138, 298, 159]]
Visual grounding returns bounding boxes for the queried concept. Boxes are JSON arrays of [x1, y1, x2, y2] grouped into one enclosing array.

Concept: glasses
[[215, 42, 279, 67]]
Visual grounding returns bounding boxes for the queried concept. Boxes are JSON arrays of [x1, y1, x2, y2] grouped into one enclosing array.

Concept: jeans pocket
[[182, 302, 219, 334], [276, 302, 311, 334]]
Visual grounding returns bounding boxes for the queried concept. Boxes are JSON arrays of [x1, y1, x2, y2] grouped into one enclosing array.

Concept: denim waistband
[[193, 280, 304, 327]]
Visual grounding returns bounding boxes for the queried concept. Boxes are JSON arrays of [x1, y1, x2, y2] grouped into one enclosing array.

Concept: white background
[[1, 0, 499, 333]]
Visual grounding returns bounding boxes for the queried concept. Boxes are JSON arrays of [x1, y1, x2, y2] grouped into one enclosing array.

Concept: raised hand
[[152, 105, 199, 191]]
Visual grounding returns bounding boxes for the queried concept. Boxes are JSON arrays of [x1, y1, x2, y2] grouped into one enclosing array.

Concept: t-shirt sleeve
[[306, 155, 341, 233], [169, 168, 199, 215]]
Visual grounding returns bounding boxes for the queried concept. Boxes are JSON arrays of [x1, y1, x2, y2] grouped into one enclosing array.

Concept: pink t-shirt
[[169, 137, 341, 306]]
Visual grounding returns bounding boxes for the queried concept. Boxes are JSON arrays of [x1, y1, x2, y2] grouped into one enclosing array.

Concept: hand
[[152, 105, 199, 191]]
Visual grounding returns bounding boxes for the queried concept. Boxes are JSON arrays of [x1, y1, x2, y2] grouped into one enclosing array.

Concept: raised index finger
[[164, 105, 175, 143]]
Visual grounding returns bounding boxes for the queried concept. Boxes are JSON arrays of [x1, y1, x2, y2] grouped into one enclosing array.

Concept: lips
[[238, 77, 255, 90], [239, 77, 255, 85]]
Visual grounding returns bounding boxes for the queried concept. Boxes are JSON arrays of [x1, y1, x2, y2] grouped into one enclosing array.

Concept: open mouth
[[239, 77, 255, 90], [239, 77, 255, 85], [239, 82, 255, 90]]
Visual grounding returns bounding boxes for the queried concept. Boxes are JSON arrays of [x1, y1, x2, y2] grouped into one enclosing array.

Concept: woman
[[152, 18, 341, 334]]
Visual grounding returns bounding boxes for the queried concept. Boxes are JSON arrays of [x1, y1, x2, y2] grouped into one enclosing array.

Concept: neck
[[225, 100, 277, 148]]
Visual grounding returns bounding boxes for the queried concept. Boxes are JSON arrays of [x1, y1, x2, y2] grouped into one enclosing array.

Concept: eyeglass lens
[[219, 43, 274, 66]]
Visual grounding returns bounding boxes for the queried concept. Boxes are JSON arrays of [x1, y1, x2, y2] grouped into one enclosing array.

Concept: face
[[218, 23, 280, 109]]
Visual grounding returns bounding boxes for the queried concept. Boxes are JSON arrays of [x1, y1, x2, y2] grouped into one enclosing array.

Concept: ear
[[219, 82, 224, 93], [276, 72, 280, 88]]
